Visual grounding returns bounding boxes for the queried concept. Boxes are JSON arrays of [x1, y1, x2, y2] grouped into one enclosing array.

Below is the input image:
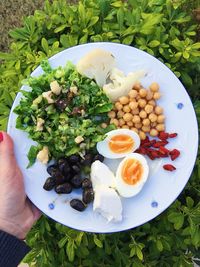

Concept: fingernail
[[0, 132, 3, 142]]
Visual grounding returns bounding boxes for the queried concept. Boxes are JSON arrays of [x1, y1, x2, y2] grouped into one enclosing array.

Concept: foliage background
[[0, 0, 200, 266]]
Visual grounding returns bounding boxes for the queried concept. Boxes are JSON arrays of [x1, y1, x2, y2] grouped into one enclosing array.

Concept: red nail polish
[[0, 132, 3, 142]]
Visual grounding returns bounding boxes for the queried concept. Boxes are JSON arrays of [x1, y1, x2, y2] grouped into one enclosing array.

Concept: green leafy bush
[[0, 0, 200, 266]]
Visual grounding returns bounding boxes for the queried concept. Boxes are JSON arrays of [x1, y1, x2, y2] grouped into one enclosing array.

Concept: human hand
[[0, 132, 41, 240]]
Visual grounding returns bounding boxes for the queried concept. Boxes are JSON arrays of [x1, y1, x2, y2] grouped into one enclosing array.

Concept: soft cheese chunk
[[91, 160, 116, 189], [93, 185, 122, 222]]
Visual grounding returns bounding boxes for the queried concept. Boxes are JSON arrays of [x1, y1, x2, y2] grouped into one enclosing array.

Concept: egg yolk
[[109, 134, 134, 154], [121, 158, 143, 185]]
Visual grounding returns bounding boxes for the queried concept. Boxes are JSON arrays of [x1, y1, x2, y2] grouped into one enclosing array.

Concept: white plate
[[7, 42, 198, 233]]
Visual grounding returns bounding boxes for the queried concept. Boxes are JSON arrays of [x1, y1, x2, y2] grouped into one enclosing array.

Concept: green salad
[[14, 60, 115, 167]]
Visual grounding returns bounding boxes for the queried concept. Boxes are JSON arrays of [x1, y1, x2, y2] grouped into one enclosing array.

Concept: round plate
[[7, 42, 198, 233]]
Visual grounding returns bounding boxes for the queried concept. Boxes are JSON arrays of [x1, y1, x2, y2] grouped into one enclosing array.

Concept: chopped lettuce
[[14, 60, 115, 166]]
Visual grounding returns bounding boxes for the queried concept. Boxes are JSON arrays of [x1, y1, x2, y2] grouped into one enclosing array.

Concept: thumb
[[0, 131, 16, 166]]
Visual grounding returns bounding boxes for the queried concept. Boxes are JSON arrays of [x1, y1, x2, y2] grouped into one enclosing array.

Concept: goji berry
[[169, 149, 180, 161], [141, 136, 150, 145], [163, 164, 176, 171], [158, 131, 169, 140], [169, 133, 178, 138], [152, 141, 168, 148], [158, 146, 170, 155], [151, 150, 160, 158]]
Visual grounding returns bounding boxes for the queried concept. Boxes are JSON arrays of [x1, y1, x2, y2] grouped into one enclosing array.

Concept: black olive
[[55, 183, 72, 194], [58, 159, 71, 174], [71, 174, 82, 188], [43, 177, 56, 191], [47, 164, 58, 176], [93, 153, 104, 162], [71, 164, 81, 173], [55, 99, 68, 111], [82, 188, 94, 204], [70, 199, 86, 212], [82, 178, 92, 189], [68, 155, 80, 163], [54, 170, 67, 185], [81, 154, 93, 166]]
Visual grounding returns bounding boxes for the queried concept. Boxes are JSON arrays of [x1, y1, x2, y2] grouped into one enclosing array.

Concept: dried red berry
[[169, 133, 178, 138], [169, 149, 180, 161], [159, 146, 170, 155], [163, 164, 176, 171], [158, 131, 169, 140], [147, 153, 156, 160], [152, 141, 168, 148], [141, 136, 150, 145], [151, 150, 160, 158]]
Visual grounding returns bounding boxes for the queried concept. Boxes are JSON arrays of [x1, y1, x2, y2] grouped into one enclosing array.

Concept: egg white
[[97, 129, 141, 159], [116, 153, 149, 198]]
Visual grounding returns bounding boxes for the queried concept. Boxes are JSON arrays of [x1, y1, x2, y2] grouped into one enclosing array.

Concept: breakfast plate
[[7, 42, 198, 233]]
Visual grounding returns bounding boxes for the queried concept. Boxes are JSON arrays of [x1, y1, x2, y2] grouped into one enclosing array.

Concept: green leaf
[[41, 38, 49, 54], [168, 212, 184, 230], [93, 234, 103, 248], [58, 236, 68, 248], [27, 145, 40, 168], [186, 197, 194, 208], [156, 240, 163, 252], [66, 240, 75, 262], [136, 247, 143, 261], [148, 40, 160, 48], [54, 24, 68, 33], [117, 7, 124, 31]]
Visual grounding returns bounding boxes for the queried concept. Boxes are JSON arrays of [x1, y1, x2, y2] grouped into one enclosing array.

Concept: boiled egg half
[[97, 129, 140, 159], [116, 153, 149, 198]]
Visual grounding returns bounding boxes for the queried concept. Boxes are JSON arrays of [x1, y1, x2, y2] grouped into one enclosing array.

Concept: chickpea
[[142, 125, 150, 132], [135, 122, 142, 129], [132, 115, 141, 124], [155, 106, 163, 115], [150, 82, 159, 92], [128, 89, 138, 99], [151, 122, 157, 128], [101, 123, 107, 129], [138, 99, 147, 108], [136, 95, 141, 101], [127, 121, 133, 127], [157, 114, 165, 123], [148, 100, 156, 106], [122, 125, 129, 129], [131, 127, 139, 134], [139, 110, 147, 119], [131, 108, 139, 115], [146, 90, 153, 100], [142, 118, 150, 126], [133, 82, 141, 91], [156, 123, 165, 132], [139, 88, 147, 98], [108, 110, 116, 119], [110, 118, 119, 127], [117, 110, 125, 118], [123, 104, 131, 113], [149, 113, 157, 122], [119, 118, 125, 126], [153, 92, 161, 100], [123, 113, 133, 122], [119, 96, 129, 105], [150, 128, 159, 137], [139, 130, 146, 140], [129, 101, 138, 110], [145, 104, 154, 114], [115, 102, 123, 110]]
